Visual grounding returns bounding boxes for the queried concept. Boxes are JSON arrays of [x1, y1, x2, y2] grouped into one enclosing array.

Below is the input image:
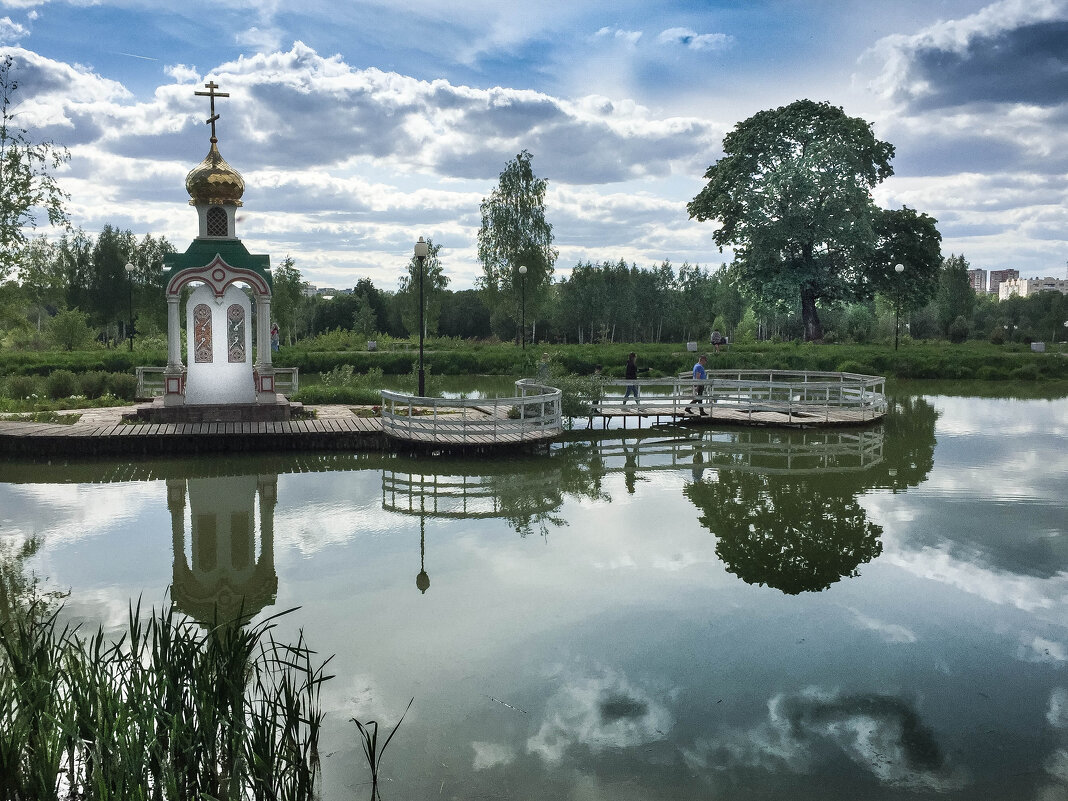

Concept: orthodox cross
[[194, 81, 229, 143]]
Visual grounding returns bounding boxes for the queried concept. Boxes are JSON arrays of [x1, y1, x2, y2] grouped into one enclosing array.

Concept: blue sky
[[3, 0, 1068, 290]]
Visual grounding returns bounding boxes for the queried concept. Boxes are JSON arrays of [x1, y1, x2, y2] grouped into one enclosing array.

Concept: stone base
[[125, 397, 302, 424]]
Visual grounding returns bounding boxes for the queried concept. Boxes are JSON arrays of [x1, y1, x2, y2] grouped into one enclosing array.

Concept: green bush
[[79, 370, 110, 399], [948, 315, 970, 344], [3, 375, 40, 400], [47, 309, 94, 351], [1011, 364, 1040, 381], [836, 360, 874, 375], [45, 369, 79, 399], [108, 372, 139, 400], [975, 365, 1009, 380]]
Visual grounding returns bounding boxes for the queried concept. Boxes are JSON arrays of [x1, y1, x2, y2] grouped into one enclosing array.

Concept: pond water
[[1, 386, 1066, 800]]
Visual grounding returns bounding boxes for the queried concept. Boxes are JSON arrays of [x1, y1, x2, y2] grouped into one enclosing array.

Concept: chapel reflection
[[168, 473, 278, 627]]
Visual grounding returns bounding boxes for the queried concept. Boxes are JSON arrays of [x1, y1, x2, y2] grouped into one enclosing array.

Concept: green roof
[[163, 238, 272, 289]]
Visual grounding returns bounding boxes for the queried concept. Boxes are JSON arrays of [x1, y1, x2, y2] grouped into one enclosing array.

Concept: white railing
[[380, 379, 563, 444], [588, 370, 886, 421], [134, 366, 300, 399]]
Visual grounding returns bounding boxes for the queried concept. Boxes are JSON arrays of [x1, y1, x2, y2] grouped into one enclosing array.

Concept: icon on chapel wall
[[194, 304, 213, 363], [227, 304, 246, 363]]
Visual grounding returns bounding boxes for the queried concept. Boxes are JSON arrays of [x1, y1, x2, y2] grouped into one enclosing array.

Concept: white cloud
[[592, 26, 642, 46], [0, 15, 28, 42], [657, 27, 733, 51], [235, 25, 282, 52]]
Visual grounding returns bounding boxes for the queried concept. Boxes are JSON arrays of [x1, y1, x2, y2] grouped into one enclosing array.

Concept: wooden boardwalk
[[585, 401, 881, 428], [0, 406, 387, 457], [0, 371, 887, 456]]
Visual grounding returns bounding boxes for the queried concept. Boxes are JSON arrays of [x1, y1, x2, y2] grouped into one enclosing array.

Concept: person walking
[[685, 354, 709, 415], [622, 352, 639, 404]]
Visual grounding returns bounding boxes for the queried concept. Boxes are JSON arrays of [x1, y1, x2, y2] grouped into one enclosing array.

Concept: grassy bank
[[1, 340, 1065, 411]]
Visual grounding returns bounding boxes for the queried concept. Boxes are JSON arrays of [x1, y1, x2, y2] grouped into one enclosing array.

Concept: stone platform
[[124, 397, 302, 424]]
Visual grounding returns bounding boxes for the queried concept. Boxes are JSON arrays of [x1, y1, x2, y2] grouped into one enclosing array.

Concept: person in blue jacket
[[685, 354, 708, 415]]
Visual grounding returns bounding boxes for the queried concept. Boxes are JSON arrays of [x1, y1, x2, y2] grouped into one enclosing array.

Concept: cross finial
[[194, 80, 230, 143]]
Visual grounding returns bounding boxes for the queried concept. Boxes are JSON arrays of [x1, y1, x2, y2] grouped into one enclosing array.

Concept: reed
[[351, 697, 413, 800], [0, 594, 332, 801]]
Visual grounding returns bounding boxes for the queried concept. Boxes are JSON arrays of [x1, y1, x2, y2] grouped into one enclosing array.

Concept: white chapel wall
[[184, 283, 255, 404]]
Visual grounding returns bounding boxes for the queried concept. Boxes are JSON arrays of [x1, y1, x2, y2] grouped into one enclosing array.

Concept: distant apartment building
[[999, 276, 1068, 300], [989, 269, 1019, 297], [967, 268, 987, 293]]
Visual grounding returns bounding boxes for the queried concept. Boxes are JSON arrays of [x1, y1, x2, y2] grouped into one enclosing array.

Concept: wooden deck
[[586, 402, 881, 428], [0, 371, 887, 456], [0, 406, 387, 457]]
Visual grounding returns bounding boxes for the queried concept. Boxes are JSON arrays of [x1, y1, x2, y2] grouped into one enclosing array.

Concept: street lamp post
[[124, 262, 136, 352], [518, 265, 527, 350], [414, 237, 428, 397], [894, 262, 905, 351]]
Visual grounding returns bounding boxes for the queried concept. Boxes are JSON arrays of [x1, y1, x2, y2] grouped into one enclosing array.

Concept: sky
[[2, 0, 1068, 292]]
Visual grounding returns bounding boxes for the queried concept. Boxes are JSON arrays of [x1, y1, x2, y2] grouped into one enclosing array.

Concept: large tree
[[477, 150, 557, 343], [0, 55, 70, 280], [688, 99, 901, 341]]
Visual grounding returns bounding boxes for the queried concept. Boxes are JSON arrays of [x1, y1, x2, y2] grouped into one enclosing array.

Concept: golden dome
[[185, 141, 244, 206]]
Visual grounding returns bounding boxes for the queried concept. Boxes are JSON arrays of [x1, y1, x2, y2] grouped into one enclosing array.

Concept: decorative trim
[[227, 304, 246, 363], [193, 304, 213, 363], [166, 255, 272, 298]]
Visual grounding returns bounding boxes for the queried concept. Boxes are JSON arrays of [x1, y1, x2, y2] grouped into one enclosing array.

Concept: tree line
[[1, 50, 1063, 352], [0, 223, 1063, 352]]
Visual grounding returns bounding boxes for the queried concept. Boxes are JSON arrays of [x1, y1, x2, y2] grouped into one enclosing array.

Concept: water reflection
[[2, 390, 1067, 800], [686, 472, 885, 594], [683, 398, 937, 594], [168, 474, 278, 626]]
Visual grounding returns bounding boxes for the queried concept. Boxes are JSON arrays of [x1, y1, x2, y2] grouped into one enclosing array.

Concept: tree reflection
[[686, 472, 883, 594], [683, 395, 937, 594]]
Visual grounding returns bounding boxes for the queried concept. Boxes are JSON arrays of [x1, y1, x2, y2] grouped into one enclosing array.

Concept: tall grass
[[0, 596, 332, 801], [351, 697, 413, 800]]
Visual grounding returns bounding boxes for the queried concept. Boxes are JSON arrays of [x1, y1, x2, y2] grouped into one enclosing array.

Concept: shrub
[[1011, 364, 1040, 381], [948, 315, 970, 344], [108, 372, 139, 400], [79, 370, 110, 399], [47, 309, 94, 351], [836, 360, 874, 376], [3, 375, 39, 400], [975, 366, 1009, 380], [45, 369, 79, 399]]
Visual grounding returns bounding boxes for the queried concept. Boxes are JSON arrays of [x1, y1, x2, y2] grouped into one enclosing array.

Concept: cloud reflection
[[683, 688, 965, 792], [526, 666, 674, 765]]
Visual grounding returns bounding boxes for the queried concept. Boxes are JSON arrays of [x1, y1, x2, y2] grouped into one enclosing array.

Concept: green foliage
[[293, 365, 385, 405], [107, 372, 138, 400], [937, 255, 977, 336], [0, 595, 329, 801], [352, 697, 413, 800], [477, 150, 557, 341], [688, 99, 903, 341], [0, 55, 71, 280], [947, 314, 970, 343], [78, 370, 109, 399], [2, 374, 38, 399], [44, 368, 78, 399], [398, 238, 449, 337], [46, 308, 93, 351], [271, 255, 305, 346]]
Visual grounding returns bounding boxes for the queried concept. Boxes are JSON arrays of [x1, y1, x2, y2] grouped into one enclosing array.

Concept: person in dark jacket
[[623, 352, 639, 404]]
